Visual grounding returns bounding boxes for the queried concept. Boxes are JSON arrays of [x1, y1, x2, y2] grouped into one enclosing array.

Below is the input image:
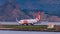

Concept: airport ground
[[0, 22, 60, 32], [0, 25, 60, 32]]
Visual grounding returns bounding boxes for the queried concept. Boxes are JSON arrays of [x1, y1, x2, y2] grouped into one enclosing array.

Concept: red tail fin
[[36, 11, 41, 21]]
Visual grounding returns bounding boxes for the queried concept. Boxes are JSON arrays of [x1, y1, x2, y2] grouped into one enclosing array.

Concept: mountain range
[[0, 0, 60, 22], [0, 1, 38, 21]]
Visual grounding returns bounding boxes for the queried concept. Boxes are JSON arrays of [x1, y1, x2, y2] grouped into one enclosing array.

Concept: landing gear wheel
[[26, 24, 28, 26], [23, 24, 27, 26], [28, 23, 34, 26], [31, 24, 34, 26]]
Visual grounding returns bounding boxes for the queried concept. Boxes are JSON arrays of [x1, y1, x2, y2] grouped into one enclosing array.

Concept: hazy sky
[[0, 0, 60, 12]]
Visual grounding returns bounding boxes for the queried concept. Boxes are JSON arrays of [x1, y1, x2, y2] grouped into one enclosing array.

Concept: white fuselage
[[16, 11, 40, 25], [18, 19, 38, 24]]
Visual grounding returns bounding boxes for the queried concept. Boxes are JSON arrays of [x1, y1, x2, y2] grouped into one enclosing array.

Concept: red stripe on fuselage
[[23, 20, 28, 24]]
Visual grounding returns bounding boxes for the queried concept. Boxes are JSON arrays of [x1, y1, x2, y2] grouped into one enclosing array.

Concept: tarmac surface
[[0, 22, 60, 25]]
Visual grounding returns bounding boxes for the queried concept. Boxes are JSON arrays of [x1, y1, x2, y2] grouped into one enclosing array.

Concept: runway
[[0, 22, 60, 25]]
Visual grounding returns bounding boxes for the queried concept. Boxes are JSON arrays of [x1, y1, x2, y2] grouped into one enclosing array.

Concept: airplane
[[16, 11, 41, 25]]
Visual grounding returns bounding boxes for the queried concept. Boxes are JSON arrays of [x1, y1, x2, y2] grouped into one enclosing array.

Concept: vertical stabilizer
[[36, 11, 41, 21]]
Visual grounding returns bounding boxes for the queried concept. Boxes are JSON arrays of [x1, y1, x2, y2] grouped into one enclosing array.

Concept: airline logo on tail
[[36, 11, 41, 21]]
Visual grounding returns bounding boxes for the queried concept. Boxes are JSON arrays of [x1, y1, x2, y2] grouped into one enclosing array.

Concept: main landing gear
[[19, 23, 34, 26]]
